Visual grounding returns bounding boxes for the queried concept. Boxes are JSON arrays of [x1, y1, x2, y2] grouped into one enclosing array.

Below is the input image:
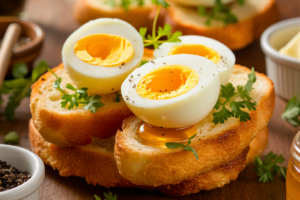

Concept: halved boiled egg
[[154, 35, 235, 85], [121, 54, 220, 128], [168, 0, 234, 7], [62, 18, 144, 95]]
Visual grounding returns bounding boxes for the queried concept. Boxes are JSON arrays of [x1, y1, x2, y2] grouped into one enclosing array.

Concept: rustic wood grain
[[1, 0, 300, 199]]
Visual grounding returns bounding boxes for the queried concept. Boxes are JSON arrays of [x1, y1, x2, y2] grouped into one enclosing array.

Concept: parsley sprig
[[255, 152, 287, 183], [104, 0, 144, 11], [139, 0, 182, 49], [140, 60, 149, 67], [281, 96, 300, 127], [4, 131, 19, 144], [213, 67, 257, 124], [95, 191, 117, 200], [0, 61, 48, 121], [48, 69, 104, 113], [198, 0, 245, 26], [165, 134, 199, 160], [115, 92, 122, 102]]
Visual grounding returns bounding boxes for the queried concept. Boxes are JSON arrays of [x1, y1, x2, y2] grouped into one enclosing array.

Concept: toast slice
[[29, 118, 268, 196], [73, 0, 154, 31], [114, 65, 275, 186], [30, 64, 132, 147], [164, 0, 278, 50]]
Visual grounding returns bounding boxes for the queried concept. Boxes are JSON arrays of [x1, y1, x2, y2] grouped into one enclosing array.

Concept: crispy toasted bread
[[247, 125, 269, 163], [164, 0, 278, 50], [30, 64, 132, 147], [73, 0, 154, 30], [29, 119, 267, 196], [166, 0, 235, 7], [114, 65, 275, 186]]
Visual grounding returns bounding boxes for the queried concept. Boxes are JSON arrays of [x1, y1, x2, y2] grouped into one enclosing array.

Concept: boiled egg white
[[169, 0, 234, 7], [62, 18, 144, 95], [121, 54, 220, 128], [154, 35, 235, 85]]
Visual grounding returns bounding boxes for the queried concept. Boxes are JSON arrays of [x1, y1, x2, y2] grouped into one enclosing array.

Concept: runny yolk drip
[[136, 122, 197, 148], [74, 34, 134, 67], [168, 44, 220, 64], [136, 65, 198, 100]]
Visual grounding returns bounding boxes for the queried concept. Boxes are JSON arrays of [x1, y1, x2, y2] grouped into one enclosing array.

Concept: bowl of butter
[[261, 17, 300, 101]]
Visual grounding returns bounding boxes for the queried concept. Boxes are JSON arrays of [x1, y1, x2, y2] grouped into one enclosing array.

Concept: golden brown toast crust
[[29, 119, 134, 188], [114, 65, 275, 186], [29, 119, 266, 196], [73, 0, 154, 30], [247, 126, 269, 164], [156, 147, 249, 197], [164, 0, 278, 50], [30, 64, 132, 147]]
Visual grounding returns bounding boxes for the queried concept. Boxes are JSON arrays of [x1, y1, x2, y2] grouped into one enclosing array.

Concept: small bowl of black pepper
[[0, 16, 44, 77], [0, 144, 45, 200]]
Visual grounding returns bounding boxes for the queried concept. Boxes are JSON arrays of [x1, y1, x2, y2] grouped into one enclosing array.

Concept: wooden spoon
[[0, 23, 21, 89]]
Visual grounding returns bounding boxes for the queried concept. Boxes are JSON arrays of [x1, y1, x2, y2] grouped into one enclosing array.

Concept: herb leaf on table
[[282, 96, 300, 127], [255, 151, 287, 183], [94, 191, 117, 200], [4, 131, 19, 144], [0, 61, 48, 121]]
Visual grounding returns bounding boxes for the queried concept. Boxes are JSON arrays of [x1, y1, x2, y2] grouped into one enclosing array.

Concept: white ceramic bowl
[[260, 17, 300, 101], [0, 145, 45, 200]]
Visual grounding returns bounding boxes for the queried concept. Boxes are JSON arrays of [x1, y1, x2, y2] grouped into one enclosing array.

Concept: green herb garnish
[[105, 0, 144, 11], [213, 67, 257, 124], [115, 92, 122, 102], [48, 69, 104, 113], [0, 61, 48, 121], [140, 60, 149, 67], [12, 63, 28, 78], [198, 0, 239, 26], [255, 151, 287, 183], [4, 131, 20, 144], [165, 134, 199, 160], [238, 0, 245, 5], [282, 96, 300, 127], [139, 0, 182, 49], [95, 191, 117, 200]]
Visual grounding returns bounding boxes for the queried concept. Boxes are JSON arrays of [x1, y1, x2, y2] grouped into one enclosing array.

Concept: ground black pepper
[[0, 37, 31, 51], [0, 160, 31, 192]]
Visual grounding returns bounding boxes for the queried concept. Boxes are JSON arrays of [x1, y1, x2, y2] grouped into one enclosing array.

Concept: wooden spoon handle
[[0, 23, 22, 88]]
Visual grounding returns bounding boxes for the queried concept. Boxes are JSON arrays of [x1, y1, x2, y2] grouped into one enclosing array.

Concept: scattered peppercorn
[[0, 160, 31, 192]]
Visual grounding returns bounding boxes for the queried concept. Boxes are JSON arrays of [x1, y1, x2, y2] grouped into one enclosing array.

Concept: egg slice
[[62, 18, 144, 95], [169, 0, 234, 7], [121, 54, 220, 128], [154, 35, 235, 85]]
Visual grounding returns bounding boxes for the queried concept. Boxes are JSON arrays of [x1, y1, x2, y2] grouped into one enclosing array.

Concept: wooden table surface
[[1, 0, 300, 199]]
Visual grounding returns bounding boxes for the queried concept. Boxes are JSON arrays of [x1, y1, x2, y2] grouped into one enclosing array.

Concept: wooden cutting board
[[0, 0, 300, 199]]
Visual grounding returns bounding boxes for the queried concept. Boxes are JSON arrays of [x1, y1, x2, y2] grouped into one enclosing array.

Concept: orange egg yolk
[[137, 65, 198, 100], [136, 123, 197, 148], [168, 44, 220, 64], [74, 34, 134, 67]]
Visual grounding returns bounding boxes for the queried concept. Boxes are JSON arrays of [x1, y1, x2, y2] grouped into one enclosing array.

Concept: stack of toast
[[29, 63, 275, 196], [73, 0, 278, 50]]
